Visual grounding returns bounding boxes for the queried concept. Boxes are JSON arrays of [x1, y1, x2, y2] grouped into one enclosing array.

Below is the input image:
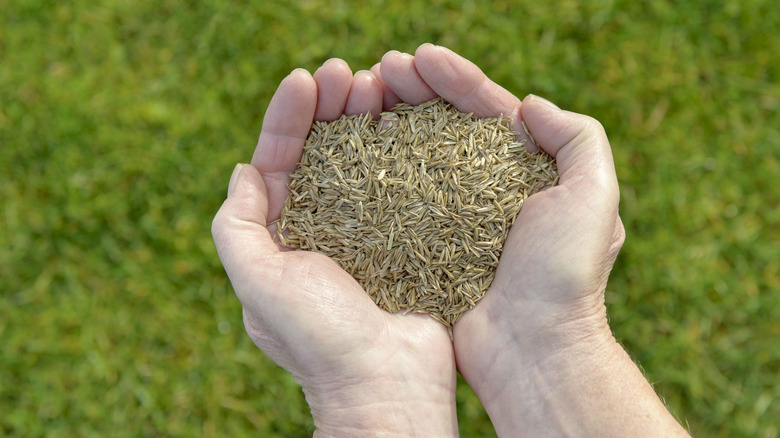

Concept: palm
[[489, 180, 621, 308], [241, 248, 452, 387], [452, 170, 622, 379]]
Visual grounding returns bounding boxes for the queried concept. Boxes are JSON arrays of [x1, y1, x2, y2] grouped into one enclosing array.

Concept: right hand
[[378, 44, 688, 437], [376, 43, 624, 375], [451, 93, 628, 424]]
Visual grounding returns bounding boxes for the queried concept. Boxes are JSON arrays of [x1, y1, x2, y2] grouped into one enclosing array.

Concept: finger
[[370, 62, 400, 110], [212, 164, 279, 286], [379, 50, 438, 104], [344, 70, 383, 118], [520, 94, 620, 210], [412, 44, 533, 145], [251, 69, 317, 222], [313, 58, 353, 121], [412, 44, 522, 118]]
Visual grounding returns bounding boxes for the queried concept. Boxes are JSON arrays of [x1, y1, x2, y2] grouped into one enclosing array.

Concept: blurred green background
[[2, 0, 778, 436]]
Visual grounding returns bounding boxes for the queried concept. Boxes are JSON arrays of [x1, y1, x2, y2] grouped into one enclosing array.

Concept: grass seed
[[278, 98, 558, 327]]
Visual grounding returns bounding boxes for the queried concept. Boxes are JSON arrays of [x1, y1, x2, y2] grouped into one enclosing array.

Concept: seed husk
[[277, 98, 558, 327]]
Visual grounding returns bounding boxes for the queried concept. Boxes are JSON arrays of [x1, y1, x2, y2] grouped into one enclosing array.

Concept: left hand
[[212, 59, 458, 437]]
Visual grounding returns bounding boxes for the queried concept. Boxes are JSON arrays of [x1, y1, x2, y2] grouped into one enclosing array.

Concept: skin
[[213, 59, 457, 436], [212, 44, 690, 437]]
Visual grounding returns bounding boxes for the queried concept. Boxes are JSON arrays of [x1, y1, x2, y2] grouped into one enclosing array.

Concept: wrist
[[454, 287, 615, 398], [304, 355, 459, 437], [472, 327, 620, 435], [454, 293, 689, 437], [456, 298, 616, 406]]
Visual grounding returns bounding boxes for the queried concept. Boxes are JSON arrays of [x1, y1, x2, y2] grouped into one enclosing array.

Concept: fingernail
[[528, 94, 560, 110], [382, 50, 404, 60], [227, 163, 247, 197], [287, 67, 309, 77]]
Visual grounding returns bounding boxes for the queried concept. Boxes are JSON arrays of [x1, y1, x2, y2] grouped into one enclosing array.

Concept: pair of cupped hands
[[213, 45, 687, 437]]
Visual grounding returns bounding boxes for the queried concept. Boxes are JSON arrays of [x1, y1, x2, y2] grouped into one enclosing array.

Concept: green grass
[[2, 0, 778, 436]]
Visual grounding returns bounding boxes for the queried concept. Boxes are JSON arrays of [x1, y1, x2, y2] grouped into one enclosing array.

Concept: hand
[[377, 44, 689, 436], [212, 60, 458, 436]]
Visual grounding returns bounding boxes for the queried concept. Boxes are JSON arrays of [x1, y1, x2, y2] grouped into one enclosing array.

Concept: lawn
[[1, 0, 778, 436]]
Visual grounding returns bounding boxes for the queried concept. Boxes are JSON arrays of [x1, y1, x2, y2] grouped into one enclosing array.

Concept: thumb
[[521, 94, 620, 212], [212, 164, 279, 290]]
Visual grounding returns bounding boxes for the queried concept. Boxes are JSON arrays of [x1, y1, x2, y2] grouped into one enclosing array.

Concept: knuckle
[[579, 114, 606, 138]]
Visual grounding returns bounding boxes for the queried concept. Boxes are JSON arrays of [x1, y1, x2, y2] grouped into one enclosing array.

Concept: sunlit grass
[[2, 1, 778, 436]]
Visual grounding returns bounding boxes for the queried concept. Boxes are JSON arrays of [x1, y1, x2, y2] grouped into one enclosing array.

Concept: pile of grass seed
[[278, 98, 558, 326]]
